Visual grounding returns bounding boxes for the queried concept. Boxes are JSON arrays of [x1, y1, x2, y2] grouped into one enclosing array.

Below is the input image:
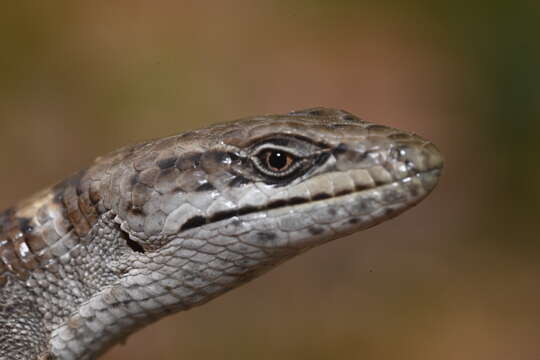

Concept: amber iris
[[264, 150, 294, 172]]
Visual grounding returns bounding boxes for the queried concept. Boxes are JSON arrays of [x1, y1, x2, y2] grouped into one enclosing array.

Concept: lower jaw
[[173, 167, 442, 249], [216, 167, 442, 251]]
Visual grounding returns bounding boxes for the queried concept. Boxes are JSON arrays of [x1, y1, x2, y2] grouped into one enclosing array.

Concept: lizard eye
[[252, 147, 301, 178]]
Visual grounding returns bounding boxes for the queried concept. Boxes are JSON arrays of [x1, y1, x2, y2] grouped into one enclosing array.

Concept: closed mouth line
[[179, 168, 440, 233]]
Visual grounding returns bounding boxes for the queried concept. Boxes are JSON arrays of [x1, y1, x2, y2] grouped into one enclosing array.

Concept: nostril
[[389, 145, 426, 174], [390, 146, 408, 162]]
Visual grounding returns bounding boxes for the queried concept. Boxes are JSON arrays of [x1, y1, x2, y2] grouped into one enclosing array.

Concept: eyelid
[[251, 144, 303, 158]]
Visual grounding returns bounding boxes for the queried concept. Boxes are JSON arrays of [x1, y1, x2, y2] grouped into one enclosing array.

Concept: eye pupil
[[253, 147, 300, 178], [268, 151, 288, 170]]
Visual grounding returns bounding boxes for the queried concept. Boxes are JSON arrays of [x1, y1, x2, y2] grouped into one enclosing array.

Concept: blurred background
[[1, 1, 539, 359]]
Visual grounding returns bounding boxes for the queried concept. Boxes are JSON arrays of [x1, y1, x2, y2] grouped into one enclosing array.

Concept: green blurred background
[[1, 1, 538, 359]]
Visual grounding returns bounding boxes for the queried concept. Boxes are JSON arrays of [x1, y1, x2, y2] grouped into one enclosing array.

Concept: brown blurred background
[[1, 1, 539, 359]]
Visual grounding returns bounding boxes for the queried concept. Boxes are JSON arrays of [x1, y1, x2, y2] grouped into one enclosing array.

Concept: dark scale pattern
[[0, 209, 40, 284], [0, 168, 105, 287]]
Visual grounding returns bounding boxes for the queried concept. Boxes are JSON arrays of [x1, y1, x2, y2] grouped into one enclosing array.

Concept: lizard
[[0, 107, 443, 359]]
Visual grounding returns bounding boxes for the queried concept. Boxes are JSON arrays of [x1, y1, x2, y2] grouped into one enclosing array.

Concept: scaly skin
[[0, 108, 443, 359]]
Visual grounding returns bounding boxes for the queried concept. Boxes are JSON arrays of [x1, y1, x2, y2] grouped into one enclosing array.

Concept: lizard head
[[101, 107, 442, 306]]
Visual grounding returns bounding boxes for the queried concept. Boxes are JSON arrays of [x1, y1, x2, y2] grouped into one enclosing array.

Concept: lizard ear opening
[[115, 224, 146, 254], [126, 237, 145, 253]]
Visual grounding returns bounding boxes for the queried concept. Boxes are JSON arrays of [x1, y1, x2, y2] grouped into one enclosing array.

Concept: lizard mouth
[[179, 168, 442, 234]]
